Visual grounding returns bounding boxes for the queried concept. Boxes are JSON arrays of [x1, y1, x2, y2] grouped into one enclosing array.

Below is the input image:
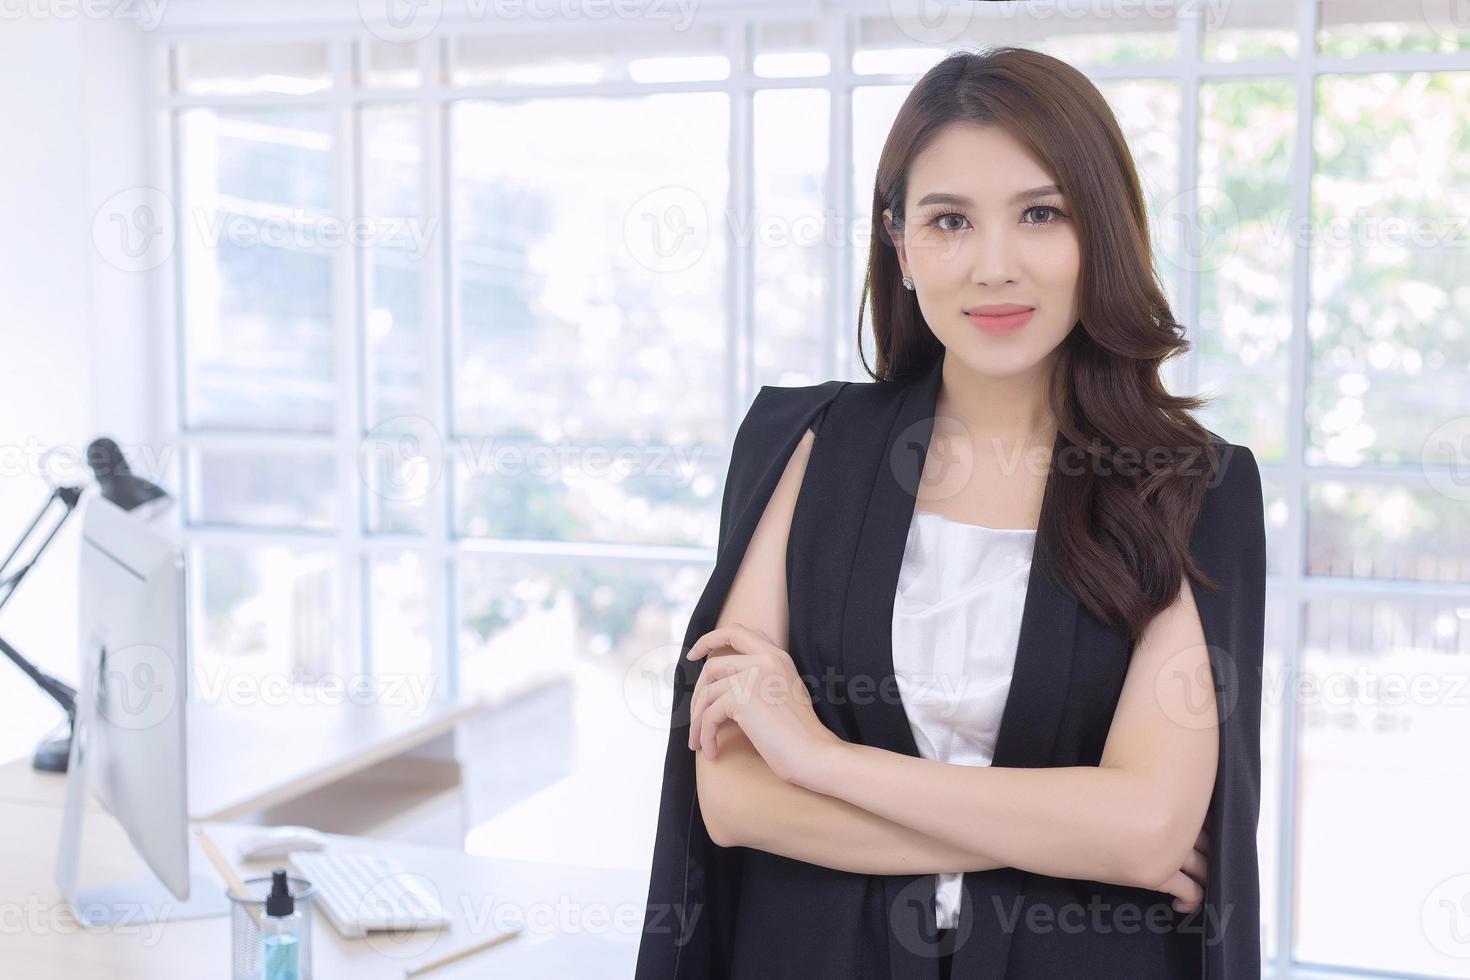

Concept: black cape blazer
[[636, 353, 1266, 980]]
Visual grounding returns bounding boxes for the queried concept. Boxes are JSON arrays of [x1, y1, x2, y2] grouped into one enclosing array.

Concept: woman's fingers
[[1162, 827, 1210, 914], [689, 673, 759, 752], [697, 689, 736, 761], [683, 624, 809, 764], [687, 658, 768, 751], [686, 652, 758, 738], [1181, 825, 1211, 887], [687, 654, 800, 750], [1160, 868, 1203, 912], [687, 624, 769, 662], [694, 652, 761, 685], [689, 674, 737, 751], [1179, 844, 1207, 888]]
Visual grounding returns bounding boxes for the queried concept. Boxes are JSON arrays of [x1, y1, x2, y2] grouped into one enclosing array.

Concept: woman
[[637, 47, 1265, 979]]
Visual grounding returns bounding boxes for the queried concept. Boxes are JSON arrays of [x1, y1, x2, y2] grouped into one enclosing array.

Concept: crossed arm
[[694, 428, 1218, 897]]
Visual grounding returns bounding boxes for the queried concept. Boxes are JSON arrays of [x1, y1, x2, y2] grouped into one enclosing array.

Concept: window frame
[[144, 5, 1470, 976]]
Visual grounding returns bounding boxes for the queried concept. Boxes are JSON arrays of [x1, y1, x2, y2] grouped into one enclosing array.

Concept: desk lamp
[[0, 437, 170, 771]]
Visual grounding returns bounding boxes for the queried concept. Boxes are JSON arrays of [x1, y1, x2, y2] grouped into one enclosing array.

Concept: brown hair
[[857, 46, 1223, 644]]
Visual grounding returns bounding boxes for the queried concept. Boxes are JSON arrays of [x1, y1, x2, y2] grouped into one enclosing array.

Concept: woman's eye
[[1022, 205, 1065, 225], [928, 211, 968, 232]]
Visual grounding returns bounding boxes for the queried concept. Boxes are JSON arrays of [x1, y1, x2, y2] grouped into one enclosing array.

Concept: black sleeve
[[1188, 442, 1267, 979], [635, 382, 846, 980]]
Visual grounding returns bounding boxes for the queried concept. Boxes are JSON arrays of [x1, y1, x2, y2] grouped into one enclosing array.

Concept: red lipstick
[[965, 303, 1034, 334]]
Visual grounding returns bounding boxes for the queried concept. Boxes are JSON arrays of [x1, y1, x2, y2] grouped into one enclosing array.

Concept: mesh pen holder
[[229, 874, 316, 980]]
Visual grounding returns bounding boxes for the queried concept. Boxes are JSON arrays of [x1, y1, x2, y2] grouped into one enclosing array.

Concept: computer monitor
[[54, 494, 227, 925]]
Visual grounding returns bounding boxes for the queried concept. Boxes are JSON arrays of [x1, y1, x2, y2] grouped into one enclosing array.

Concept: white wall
[[0, 15, 156, 765]]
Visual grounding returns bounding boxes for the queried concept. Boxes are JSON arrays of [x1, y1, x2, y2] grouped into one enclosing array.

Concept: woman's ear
[[881, 207, 906, 271]]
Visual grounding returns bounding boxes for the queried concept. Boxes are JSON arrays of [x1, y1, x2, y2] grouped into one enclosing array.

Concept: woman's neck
[[935, 351, 1056, 451]]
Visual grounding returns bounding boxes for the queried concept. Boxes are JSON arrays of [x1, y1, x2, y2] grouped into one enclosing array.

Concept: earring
[[901, 276, 914, 291]]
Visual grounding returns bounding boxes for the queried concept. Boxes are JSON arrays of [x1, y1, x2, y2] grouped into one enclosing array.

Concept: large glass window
[[161, 8, 1470, 972]]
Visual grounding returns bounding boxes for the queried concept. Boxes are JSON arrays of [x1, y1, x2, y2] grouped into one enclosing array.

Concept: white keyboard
[[287, 851, 451, 938]]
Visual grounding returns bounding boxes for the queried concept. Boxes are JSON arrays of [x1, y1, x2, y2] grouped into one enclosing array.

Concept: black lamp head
[[86, 437, 169, 513]]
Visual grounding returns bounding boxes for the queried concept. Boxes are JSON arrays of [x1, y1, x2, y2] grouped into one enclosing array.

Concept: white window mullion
[[424, 35, 456, 703], [1178, 4, 1202, 400], [153, 38, 186, 529], [157, 36, 207, 690], [825, 15, 854, 384], [1276, 0, 1323, 973], [729, 20, 754, 427], [330, 37, 366, 682]]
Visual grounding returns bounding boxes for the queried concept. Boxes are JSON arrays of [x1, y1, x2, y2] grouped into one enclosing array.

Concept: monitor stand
[[64, 872, 232, 927], [53, 651, 230, 926]]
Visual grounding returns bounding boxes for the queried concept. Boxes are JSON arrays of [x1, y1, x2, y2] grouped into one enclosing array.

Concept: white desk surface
[[0, 800, 648, 978], [0, 694, 485, 820], [188, 695, 484, 821]]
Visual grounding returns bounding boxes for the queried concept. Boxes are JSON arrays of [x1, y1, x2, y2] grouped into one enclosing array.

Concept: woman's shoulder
[[1193, 429, 1266, 553], [1199, 429, 1261, 499], [741, 379, 850, 441], [746, 374, 917, 440]]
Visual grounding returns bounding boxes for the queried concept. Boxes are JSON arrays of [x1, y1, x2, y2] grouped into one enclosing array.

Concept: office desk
[[0, 695, 487, 836], [0, 799, 647, 978], [189, 695, 485, 836]]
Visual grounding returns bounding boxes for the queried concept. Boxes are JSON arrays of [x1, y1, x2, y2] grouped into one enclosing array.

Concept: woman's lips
[[966, 307, 1034, 333]]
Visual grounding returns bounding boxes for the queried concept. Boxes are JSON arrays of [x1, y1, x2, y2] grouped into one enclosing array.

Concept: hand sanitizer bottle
[[261, 868, 302, 980]]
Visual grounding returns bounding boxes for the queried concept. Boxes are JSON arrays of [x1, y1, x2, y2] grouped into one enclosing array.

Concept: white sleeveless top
[[891, 509, 1037, 930]]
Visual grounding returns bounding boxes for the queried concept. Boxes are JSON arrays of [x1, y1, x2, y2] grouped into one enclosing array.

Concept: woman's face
[[883, 122, 1082, 378]]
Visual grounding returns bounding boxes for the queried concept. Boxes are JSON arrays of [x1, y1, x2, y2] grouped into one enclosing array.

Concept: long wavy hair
[[858, 46, 1224, 644]]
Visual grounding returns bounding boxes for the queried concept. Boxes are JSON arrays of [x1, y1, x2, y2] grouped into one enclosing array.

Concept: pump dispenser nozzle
[[266, 868, 294, 917]]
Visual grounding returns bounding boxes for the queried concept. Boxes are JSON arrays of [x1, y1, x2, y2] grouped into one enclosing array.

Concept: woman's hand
[[1160, 826, 1210, 913], [685, 623, 841, 784]]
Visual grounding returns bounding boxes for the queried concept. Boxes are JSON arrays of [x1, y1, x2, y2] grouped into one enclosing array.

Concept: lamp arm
[[0, 485, 83, 614], [0, 484, 86, 716], [0, 633, 76, 715]]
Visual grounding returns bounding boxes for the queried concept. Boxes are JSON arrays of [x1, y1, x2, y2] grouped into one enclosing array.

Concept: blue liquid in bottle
[[262, 932, 300, 980]]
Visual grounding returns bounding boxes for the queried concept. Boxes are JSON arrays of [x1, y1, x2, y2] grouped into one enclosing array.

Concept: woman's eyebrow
[[915, 184, 1063, 207]]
